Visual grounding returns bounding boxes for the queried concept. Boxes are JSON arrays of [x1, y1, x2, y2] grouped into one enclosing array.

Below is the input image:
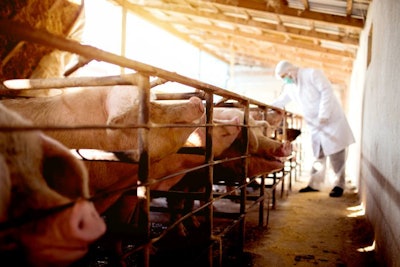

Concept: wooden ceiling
[[111, 0, 370, 86]]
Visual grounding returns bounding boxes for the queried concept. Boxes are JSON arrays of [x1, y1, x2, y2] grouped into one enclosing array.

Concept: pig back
[[1, 86, 205, 160]]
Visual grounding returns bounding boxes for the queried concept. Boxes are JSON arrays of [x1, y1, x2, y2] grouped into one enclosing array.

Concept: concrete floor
[[243, 174, 379, 267]]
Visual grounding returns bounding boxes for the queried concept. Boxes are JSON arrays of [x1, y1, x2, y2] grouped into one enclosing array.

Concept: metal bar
[[239, 101, 250, 253], [2, 73, 141, 89], [135, 74, 151, 267], [204, 92, 214, 267], [0, 20, 284, 110]]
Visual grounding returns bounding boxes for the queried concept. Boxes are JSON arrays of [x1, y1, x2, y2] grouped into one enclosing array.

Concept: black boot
[[329, 186, 344, 197], [299, 186, 319, 193]]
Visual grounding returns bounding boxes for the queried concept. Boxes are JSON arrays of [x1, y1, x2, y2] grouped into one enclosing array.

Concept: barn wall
[[350, 1, 400, 266]]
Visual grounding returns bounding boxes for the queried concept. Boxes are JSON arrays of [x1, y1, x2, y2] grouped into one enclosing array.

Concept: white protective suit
[[272, 68, 355, 158]]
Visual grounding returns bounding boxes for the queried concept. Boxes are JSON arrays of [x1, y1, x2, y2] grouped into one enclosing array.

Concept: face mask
[[283, 76, 295, 84]]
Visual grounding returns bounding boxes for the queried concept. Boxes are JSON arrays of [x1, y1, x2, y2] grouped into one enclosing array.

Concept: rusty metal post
[[239, 101, 250, 253], [258, 106, 268, 227], [134, 74, 151, 267], [204, 92, 214, 267]]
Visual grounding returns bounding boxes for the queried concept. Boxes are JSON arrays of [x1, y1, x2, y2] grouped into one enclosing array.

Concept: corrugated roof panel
[[288, 0, 369, 19]]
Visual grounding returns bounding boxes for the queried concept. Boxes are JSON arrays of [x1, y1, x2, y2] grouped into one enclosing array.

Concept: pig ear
[[40, 134, 90, 199], [105, 86, 140, 133], [247, 128, 259, 153], [253, 119, 271, 128], [0, 157, 11, 222], [245, 117, 259, 153]]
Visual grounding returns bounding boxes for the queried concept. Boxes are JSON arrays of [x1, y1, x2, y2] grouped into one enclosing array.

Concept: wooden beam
[[111, 0, 355, 85], [176, 22, 356, 58], [301, 0, 310, 10], [123, 2, 360, 47], [206, 41, 352, 84], [346, 0, 353, 16], [206, 0, 364, 29]]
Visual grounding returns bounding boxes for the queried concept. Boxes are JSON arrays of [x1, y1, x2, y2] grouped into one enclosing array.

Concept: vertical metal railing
[[135, 74, 151, 266], [204, 92, 214, 267]]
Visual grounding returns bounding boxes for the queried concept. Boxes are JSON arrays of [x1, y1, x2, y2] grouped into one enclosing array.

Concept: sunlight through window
[[347, 204, 365, 217], [357, 241, 375, 252]]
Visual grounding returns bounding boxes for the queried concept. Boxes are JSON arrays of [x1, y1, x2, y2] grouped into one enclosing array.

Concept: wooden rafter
[[347, 0, 353, 16], [122, 2, 361, 46], [208, 0, 365, 29], [301, 0, 310, 10], [184, 25, 356, 58], [110, 0, 370, 85]]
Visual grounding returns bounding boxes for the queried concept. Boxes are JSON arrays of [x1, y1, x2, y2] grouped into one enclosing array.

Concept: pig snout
[[275, 141, 292, 157], [188, 96, 205, 122], [69, 200, 106, 242], [188, 96, 205, 117], [19, 200, 106, 266]]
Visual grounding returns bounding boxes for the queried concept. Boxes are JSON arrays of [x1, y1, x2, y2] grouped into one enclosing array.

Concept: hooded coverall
[[272, 68, 355, 190]]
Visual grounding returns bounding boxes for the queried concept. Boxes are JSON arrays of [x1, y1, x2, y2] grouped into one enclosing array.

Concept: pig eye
[[42, 156, 82, 199]]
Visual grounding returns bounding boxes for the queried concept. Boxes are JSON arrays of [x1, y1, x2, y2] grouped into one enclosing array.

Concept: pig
[[250, 108, 301, 142], [213, 107, 292, 158], [1, 85, 205, 161], [0, 103, 106, 267], [250, 108, 284, 128], [1, 85, 205, 217], [210, 107, 292, 201], [183, 116, 242, 159]]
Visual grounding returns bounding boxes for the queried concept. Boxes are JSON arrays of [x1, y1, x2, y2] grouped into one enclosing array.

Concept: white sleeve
[[271, 88, 292, 109]]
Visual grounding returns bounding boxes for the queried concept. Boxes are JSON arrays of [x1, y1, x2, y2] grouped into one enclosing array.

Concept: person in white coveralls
[[272, 60, 355, 197]]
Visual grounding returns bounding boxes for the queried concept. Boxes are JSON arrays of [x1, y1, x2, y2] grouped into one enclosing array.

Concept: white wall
[[349, 1, 400, 266]]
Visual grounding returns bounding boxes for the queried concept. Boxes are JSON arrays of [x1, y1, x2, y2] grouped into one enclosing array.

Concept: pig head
[[147, 115, 242, 191], [0, 103, 106, 267], [213, 107, 292, 158]]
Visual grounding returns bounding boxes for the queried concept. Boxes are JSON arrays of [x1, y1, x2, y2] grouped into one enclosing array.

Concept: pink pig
[[2, 85, 205, 161], [0, 103, 106, 266], [213, 107, 292, 158]]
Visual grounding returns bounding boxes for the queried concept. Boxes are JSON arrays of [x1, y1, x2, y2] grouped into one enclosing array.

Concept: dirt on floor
[[243, 177, 378, 267]]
